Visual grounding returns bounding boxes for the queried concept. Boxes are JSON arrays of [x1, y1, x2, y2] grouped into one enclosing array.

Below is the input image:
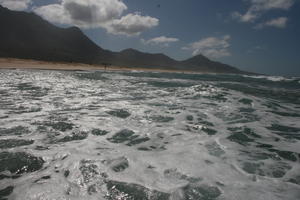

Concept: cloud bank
[[33, 0, 158, 36], [256, 17, 288, 29], [141, 36, 179, 47], [108, 13, 159, 36], [183, 35, 231, 58], [232, 0, 294, 23], [0, 0, 31, 10]]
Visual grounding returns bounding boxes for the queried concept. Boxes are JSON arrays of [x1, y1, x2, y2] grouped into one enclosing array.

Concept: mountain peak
[[185, 54, 211, 62], [121, 48, 169, 57], [0, 6, 105, 64], [121, 48, 140, 53]]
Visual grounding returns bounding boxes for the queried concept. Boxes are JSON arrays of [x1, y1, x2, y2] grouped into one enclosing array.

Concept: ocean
[[0, 69, 299, 200]]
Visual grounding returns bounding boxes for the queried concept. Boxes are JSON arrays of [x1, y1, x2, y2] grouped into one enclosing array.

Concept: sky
[[1, 0, 300, 76]]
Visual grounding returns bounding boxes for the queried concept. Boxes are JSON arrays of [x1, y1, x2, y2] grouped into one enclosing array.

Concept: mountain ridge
[[0, 5, 252, 74]]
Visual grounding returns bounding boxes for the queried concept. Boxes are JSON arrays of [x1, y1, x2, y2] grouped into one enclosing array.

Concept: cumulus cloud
[[183, 35, 231, 58], [0, 0, 31, 10], [34, 4, 71, 25], [232, 10, 259, 23], [141, 36, 179, 46], [250, 0, 294, 10], [107, 13, 159, 36], [232, 0, 294, 23], [34, 0, 127, 28], [256, 17, 288, 28], [33, 0, 158, 36]]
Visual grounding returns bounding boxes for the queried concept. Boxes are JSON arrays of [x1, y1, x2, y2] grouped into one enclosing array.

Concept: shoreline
[[0, 57, 204, 74]]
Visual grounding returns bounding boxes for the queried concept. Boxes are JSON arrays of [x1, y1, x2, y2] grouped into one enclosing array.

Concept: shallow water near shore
[[0, 69, 299, 200]]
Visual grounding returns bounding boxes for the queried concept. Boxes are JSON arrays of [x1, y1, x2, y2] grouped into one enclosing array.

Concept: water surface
[[0, 69, 299, 200]]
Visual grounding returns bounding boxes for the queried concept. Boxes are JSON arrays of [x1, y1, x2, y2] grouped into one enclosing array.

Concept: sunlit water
[[0, 69, 299, 200]]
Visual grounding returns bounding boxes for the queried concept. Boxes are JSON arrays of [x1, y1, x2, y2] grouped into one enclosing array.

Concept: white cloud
[[256, 17, 288, 28], [250, 0, 294, 11], [34, 4, 71, 25], [183, 35, 231, 58], [33, 0, 158, 36], [233, 0, 294, 23], [0, 0, 31, 10], [141, 36, 179, 46], [232, 10, 259, 22], [107, 13, 159, 36], [34, 0, 127, 28]]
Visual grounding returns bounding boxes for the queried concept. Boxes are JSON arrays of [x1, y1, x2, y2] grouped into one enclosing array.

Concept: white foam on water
[[242, 74, 299, 83], [0, 69, 299, 200]]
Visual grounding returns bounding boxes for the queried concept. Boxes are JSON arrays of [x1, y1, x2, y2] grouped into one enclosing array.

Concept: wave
[[242, 75, 300, 83]]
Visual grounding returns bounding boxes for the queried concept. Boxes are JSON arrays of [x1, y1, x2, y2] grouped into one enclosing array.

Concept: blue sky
[[1, 0, 299, 76]]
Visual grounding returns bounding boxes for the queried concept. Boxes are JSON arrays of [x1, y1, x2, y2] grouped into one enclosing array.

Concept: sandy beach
[[0, 57, 193, 73]]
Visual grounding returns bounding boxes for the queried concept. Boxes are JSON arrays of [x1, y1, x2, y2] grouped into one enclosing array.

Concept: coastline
[[0, 57, 203, 74]]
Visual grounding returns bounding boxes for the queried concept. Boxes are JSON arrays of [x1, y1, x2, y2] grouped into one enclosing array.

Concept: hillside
[[0, 5, 246, 74]]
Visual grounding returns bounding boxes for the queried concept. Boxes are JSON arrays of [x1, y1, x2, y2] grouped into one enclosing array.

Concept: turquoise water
[[0, 69, 299, 199]]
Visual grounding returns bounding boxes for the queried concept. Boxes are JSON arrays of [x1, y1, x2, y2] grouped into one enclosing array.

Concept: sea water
[[0, 69, 299, 200]]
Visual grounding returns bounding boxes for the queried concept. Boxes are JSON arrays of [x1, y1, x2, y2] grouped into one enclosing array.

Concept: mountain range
[[0, 5, 250, 74]]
